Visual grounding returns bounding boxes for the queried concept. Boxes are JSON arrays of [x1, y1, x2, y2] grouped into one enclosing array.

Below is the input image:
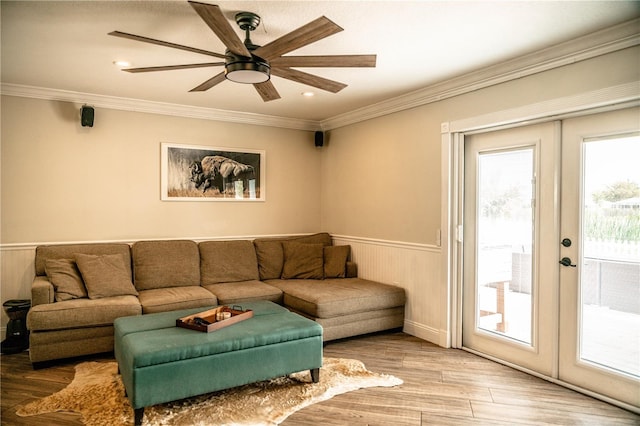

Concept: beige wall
[[1, 46, 637, 344], [320, 46, 640, 245], [1, 97, 321, 244]]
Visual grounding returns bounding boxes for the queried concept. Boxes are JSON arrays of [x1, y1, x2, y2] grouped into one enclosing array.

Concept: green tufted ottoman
[[114, 300, 323, 425]]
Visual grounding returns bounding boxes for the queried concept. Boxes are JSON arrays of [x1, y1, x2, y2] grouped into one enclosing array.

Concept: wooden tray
[[176, 305, 253, 333]]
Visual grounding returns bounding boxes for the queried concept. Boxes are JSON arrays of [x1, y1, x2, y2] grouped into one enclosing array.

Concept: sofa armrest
[[32, 276, 55, 306], [346, 261, 358, 278]]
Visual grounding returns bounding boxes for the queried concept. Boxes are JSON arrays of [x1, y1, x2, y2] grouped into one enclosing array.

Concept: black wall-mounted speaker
[[81, 106, 94, 127], [314, 131, 324, 147]]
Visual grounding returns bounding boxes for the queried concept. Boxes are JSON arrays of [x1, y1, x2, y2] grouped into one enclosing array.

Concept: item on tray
[[193, 317, 211, 326]]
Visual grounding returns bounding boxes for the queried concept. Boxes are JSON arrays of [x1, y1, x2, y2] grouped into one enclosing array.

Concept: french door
[[558, 107, 640, 408], [462, 121, 560, 376], [462, 107, 640, 409]]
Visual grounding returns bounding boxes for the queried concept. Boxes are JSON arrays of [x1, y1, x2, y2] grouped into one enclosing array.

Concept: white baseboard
[[403, 320, 441, 346]]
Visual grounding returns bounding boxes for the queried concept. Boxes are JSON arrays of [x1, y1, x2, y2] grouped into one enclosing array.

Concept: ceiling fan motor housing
[[235, 12, 260, 32]]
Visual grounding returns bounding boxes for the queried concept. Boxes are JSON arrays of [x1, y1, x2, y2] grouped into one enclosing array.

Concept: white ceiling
[[2, 1, 639, 123]]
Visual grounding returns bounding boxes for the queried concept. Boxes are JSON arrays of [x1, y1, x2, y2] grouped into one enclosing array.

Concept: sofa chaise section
[[253, 233, 406, 341], [266, 278, 406, 341]]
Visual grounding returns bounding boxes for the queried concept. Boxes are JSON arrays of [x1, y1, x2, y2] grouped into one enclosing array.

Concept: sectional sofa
[[27, 233, 406, 365]]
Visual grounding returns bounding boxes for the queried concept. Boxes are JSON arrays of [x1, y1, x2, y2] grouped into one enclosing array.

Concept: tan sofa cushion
[[266, 278, 406, 319], [254, 233, 332, 280], [132, 240, 200, 290], [282, 242, 324, 279], [253, 240, 284, 281], [76, 253, 138, 299], [27, 295, 141, 331], [203, 280, 282, 305], [323, 245, 351, 278], [199, 240, 259, 284], [44, 258, 87, 301], [136, 286, 217, 314]]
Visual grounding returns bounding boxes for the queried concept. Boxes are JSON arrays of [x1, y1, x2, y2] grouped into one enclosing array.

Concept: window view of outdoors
[[476, 148, 534, 344], [581, 135, 640, 377]]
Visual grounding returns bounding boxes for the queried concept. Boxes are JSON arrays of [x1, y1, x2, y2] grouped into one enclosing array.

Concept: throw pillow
[[44, 258, 88, 301], [254, 240, 285, 280], [324, 245, 351, 278], [282, 242, 324, 279], [75, 253, 138, 299]]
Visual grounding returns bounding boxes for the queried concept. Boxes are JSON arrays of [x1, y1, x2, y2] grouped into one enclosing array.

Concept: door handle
[[559, 257, 577, 267]]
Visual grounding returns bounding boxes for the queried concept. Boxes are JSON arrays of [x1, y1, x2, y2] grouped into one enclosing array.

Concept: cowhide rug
[[16, 357, 402, 425]]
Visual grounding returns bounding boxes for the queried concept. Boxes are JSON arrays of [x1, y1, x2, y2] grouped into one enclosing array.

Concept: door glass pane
[[476, 147, 534, 344], [581, 135, 640, 377]]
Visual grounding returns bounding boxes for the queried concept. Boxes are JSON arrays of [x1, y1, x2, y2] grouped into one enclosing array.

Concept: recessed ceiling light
[[302, 92, 315, 97], [113, 60, 131, 67]]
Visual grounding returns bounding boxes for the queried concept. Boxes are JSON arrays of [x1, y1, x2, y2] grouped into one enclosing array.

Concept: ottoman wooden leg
[[134, 407, 144, 426], [311, 368, 320, 383]]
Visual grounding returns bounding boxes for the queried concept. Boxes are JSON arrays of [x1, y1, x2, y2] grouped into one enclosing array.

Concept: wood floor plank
[[489, 387, 640, 420], [284, 399, 422, 426], [471, 401, 640, 425], [1, 332, 638, 425], [420, 412, 516, 426], [442, 369, 558, 391], [344, 387, 475, 417]]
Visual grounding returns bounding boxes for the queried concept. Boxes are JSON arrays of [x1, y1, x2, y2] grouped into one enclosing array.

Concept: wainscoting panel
[[1, 245, 37, 338], [331, 235, 443, 345]]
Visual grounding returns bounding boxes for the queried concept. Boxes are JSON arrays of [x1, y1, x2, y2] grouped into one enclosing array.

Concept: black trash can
[[1, 299, 30, 354]]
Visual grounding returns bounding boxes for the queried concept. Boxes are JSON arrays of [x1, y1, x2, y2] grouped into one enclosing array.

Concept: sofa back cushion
[[132, 240, 200, 290], [35, 243, 132, 278], [199, 240, 259, 285], [253, 233, 332, 280]]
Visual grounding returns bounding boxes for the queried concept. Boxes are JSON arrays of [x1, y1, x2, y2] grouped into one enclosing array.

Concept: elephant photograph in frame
[[161, 143, 265, 201]]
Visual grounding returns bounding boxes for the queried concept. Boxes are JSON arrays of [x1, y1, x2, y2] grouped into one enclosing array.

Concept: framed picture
[[161, 143, 265, 201]]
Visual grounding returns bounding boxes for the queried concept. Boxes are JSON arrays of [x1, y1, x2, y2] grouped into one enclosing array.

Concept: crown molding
[[321, 18, 640, 130], [2, 19, 637, 132], [0, 84, 319, 132]]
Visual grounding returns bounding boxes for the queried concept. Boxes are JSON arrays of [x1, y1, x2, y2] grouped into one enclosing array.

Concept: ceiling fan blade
[[188, 1, 251, 58], [189, 71, 227, 92], [253, 81, 281, 102], [270, 55, 377, 68], [253, 16, 343, 61], [123, 63, 224, 73], [108, 31, 225, 59], [271, 68, 347, 93]]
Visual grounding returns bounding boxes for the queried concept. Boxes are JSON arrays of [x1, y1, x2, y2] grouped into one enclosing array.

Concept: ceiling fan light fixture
[[225, 60, 270, 84]]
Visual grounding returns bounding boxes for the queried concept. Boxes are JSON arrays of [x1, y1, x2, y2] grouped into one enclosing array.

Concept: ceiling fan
[[109, 1, 376, 102]]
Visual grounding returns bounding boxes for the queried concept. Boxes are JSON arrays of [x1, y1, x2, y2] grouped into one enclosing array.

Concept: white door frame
[[439, 82, 639, 410]]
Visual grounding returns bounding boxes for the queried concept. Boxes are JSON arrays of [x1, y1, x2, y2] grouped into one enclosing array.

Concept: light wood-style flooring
[[2, 332, 638, 425]]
